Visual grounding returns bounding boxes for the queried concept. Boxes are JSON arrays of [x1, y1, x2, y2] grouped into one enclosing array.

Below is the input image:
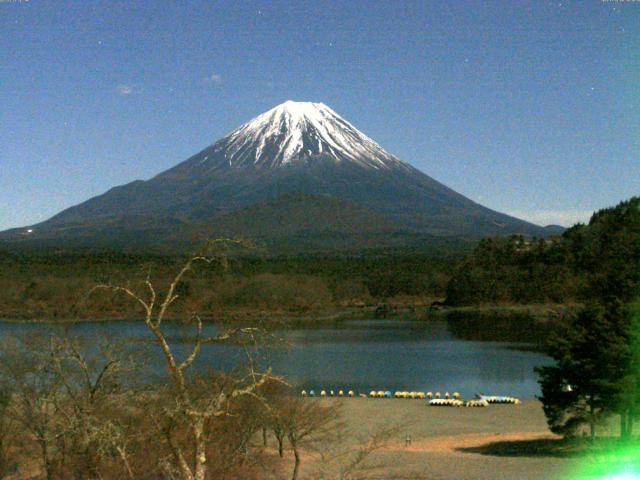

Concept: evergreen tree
[[615, 308, 640, 439], [536, 197, 640, 439], [536, 304, 630, 438]]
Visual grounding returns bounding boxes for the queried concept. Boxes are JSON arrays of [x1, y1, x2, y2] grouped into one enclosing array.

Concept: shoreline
[[0, 302, 576, 325]]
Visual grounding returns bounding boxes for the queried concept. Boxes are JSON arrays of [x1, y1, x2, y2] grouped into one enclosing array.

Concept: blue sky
[[1, 0, 638, 230]]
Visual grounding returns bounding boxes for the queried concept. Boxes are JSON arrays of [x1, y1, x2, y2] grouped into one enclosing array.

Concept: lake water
[[0, 318, 552, 398]]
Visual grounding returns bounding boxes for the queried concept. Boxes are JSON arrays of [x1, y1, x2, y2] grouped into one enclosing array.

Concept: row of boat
[[300, 390, 520, 405], [429, 396, 521, 407]]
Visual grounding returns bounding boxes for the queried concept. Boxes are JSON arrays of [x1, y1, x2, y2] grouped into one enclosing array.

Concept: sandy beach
[[280, 398, 586, 480]]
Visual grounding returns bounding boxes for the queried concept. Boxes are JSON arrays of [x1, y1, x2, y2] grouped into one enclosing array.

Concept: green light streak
[[569, 305, 640, 479], [571, 443, 640, 479]]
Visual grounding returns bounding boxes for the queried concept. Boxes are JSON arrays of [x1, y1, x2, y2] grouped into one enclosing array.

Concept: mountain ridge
[[0, 101, 561, 251]]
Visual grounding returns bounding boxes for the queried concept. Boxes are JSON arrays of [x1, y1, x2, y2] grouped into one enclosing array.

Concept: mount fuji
[[1, 101, 561, 251]]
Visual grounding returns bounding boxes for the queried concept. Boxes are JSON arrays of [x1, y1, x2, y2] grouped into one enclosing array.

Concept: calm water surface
[[0, 319, 551, 398]]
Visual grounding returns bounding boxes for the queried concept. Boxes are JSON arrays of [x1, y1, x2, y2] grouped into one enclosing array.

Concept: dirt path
[[386, 431, 559, 455]]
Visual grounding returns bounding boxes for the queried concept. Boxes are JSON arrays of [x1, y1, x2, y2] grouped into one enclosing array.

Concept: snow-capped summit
[[203, 100, 409, 170]]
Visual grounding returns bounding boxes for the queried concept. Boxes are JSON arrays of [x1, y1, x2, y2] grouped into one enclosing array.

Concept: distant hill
[[445, 196, 640, 306]]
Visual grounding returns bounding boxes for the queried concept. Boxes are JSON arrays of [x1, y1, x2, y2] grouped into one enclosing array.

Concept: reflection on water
[[0, 318, 552, 398], [445, 311, 554, 344]]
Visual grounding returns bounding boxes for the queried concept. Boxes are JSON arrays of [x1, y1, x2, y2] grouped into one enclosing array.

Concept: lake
[[0, 318, 552, 398]]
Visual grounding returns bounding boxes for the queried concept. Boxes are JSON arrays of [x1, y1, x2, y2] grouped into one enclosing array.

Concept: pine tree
[[536, 197, 640, 440], [536, 304, 630, 438]]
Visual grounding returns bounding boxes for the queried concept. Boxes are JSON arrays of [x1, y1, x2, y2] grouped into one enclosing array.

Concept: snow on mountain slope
[[201, 100, 410, 171]]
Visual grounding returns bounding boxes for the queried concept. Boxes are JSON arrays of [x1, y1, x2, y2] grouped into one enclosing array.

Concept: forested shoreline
[[446, 197, 639, 305], [0, 197, 637, 323], [0, 249, 456, 322]]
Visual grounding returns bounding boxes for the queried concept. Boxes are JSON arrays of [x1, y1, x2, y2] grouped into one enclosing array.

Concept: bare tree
[[277, 397, 341, 480], [91, 240, 273, 480], [46, 335, 136, 479], [335, 424, 403, 480], [317, 421, 430, 480], [0, 387, 16, 478], [93, 418, 137, 479], [0, 336, 65, 480], [0, 332, 144, 480], [259, 380, 291, 458]]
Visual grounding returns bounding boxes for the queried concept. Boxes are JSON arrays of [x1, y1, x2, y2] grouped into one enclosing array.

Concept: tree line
[[445, 197, 640, 307], [0, 249, 458, 321]]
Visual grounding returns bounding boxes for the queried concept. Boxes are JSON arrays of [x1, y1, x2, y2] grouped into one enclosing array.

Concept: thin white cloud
[[116, 84, 133, 95], [506, 209, 594, 227], [204, 73, 222, 84]]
